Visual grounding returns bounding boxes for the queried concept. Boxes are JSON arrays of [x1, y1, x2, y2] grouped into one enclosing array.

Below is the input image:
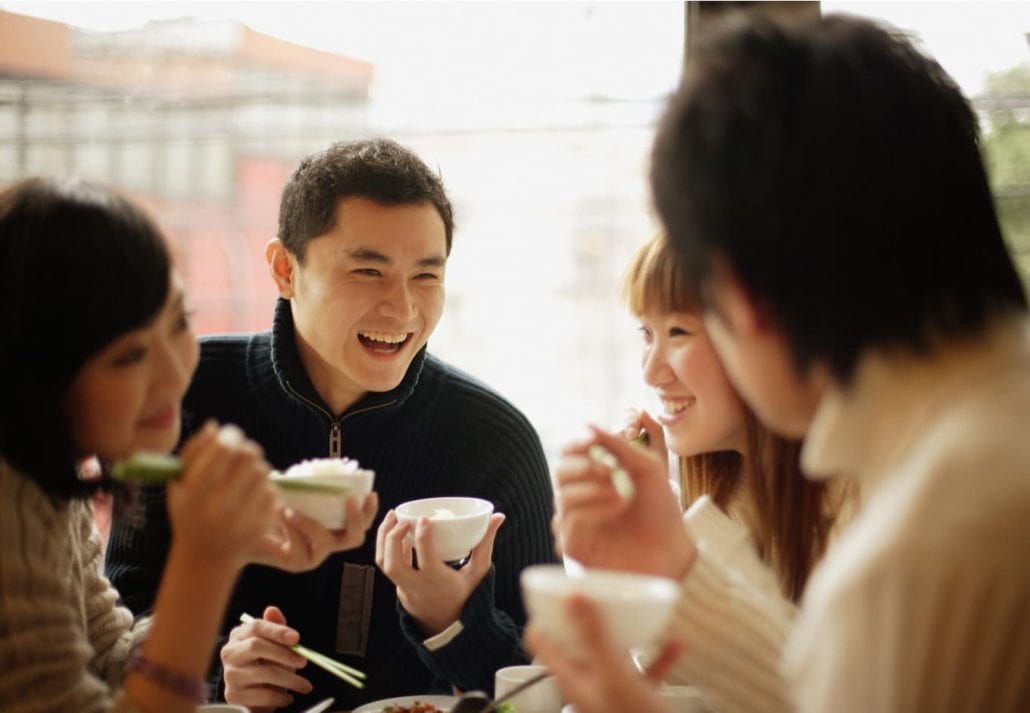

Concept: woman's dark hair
[[0, 177, 170, 501], [278, 137, 455, 262], [651, 14, 1027, 384], [622, 233, 838, 599]]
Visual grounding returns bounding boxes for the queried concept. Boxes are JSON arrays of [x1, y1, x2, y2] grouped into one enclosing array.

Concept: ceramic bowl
[[521, 564, 679, 656], [271, 458, 375, 529], [395, 496, 494, 562]]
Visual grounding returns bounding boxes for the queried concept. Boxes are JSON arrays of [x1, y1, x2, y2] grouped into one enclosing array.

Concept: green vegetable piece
[[631, 429, 650, 447], [496, 703, 517, 713], [111, 452, 183, 483]]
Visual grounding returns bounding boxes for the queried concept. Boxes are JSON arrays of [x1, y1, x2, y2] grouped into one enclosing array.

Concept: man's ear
[[266, 239, 296, 298], [706, 254, 766, 337]]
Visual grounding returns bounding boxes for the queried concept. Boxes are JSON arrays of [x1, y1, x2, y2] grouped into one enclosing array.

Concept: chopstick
[[239, 613, 366, 689]]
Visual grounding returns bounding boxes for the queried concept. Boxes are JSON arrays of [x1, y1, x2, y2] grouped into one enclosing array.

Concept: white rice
[[284, 457, 366, 478]]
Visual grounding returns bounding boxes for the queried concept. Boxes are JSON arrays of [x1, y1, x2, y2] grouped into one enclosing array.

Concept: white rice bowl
[[271, 457, 375, 529], [395, 496, 494, 562]]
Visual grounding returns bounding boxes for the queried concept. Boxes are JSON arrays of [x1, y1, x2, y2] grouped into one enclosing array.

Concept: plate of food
[[351, 695, 459, 713]]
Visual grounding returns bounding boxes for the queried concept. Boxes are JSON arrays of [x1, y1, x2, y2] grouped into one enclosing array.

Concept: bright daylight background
[[2, 1, 1030, 466]]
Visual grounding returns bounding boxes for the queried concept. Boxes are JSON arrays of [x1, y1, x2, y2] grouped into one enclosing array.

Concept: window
[[0, 2, 684, 462]]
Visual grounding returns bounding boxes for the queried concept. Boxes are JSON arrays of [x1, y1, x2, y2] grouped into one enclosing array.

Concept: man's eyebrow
[[347, 248, 391, 264], [347, 248, 446, 269], [416, 255, 447, 268]]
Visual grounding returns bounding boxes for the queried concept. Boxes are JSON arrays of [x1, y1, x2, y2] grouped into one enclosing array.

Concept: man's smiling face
[[274, 196, 447, 414]]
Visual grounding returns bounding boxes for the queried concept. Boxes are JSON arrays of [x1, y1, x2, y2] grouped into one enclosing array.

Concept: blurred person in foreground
[[0, 177, 356, 712], [530, 13, 1030, 713], [106, 138, 558, 712]]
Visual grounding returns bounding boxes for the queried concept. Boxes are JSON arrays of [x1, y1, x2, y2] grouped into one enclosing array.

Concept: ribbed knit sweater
[[0, 459, 150, 713], [105, 298, 558, 711], [661, 317, 1030, 713]]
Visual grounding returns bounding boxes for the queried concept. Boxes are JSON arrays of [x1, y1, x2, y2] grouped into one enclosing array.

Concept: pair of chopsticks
[[239, 613, 366, 689]]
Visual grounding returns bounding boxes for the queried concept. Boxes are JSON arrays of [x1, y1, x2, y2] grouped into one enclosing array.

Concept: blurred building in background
[[0, 9, 373, 332]]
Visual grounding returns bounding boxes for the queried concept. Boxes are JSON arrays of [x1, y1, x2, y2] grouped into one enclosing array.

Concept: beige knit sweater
[[662, 318, 1030, 713], [0, 459, 150, 712]]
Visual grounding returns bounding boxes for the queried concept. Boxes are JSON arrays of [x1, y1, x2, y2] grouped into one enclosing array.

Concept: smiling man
[[105, 139, 558, 712], [272, 196, 447, 419]]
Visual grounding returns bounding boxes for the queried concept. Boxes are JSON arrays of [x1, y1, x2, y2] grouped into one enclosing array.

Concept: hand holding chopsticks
[[239, 613, 366, 689]]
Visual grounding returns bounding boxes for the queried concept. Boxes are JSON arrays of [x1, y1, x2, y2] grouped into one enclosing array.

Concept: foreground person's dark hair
[[0, 177, 170, 500], [652, 14, 1027, 383]]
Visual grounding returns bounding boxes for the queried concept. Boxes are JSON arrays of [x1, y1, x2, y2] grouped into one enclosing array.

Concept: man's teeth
[[661, 398, 694, 414], [359, 331, 407, 344]]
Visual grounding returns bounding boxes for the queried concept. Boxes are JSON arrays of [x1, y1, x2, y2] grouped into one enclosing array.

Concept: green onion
[[111, 454, 356, 495], [111, 452, 183, 483]]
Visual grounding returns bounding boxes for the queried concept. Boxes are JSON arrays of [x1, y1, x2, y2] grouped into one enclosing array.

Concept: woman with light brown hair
[[545, 232, 854, 712], [619, 232, 850, 600]]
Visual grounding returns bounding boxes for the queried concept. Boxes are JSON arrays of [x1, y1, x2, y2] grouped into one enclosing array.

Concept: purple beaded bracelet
[[125, 651, 208, 704]]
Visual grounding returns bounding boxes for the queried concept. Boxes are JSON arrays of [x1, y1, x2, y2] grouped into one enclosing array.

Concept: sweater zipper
[[329, 422, 341, 458], [284, 380, 396, 458]]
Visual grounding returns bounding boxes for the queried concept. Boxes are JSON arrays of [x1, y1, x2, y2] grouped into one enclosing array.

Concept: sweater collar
[[801, 315, 1030, 494], [268, 297, 427, 419]]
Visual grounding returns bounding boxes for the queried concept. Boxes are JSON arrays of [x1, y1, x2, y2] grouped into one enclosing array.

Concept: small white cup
[[495, 664, 562, 713]]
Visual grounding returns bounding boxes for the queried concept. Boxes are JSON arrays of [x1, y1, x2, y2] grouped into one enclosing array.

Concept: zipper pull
[[329, 422, 342, 458]]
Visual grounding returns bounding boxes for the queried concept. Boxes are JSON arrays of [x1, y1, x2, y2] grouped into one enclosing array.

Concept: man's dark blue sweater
[[105, 298, 558, 711]]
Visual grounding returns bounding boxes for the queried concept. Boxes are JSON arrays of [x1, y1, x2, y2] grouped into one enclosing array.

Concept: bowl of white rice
[[270, 457, 375, 529], [395, 496, 494, 563]]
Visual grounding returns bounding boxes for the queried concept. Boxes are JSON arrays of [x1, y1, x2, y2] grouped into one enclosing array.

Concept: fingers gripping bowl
[[395, 496, 495, 563], [270, 457, 375, 529], [520, 564, 679, 656]]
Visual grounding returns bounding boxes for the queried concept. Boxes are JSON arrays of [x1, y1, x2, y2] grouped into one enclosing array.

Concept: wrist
[[125, 650, 209, 704], [167, 539, 245, 583], [155, 542, 241, 637], [416, 607, 461, 636]]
